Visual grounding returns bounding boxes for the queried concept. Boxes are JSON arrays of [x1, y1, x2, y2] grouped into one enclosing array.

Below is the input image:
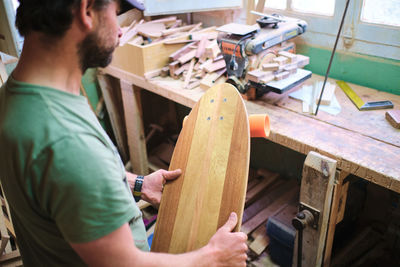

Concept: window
[[361, 0, 400, 27], [259, 0, 400, 60]]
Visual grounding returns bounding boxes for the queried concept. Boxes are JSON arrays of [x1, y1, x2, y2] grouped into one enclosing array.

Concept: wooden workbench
[[102, 64, 400, 193]]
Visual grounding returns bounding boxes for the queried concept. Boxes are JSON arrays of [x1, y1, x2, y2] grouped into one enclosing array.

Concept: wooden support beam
[[96, 73, 129, 162], [293, 151, 337, 267], [323, 170, 350, 267], [120, 80, 149, 174]]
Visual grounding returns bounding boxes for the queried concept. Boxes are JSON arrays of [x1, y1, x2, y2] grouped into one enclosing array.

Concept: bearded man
[[0, 0, 248, 266]]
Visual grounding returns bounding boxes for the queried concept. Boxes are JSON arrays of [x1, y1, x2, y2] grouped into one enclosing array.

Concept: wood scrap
[[136, 22, 165, 39], [174, 62, 190, 77], [262, 63, 279, 72], [203, 59, 225, 73], [187, 80, 201, 90], [283, 64, 297, 74], [189, 22, 203, 33], [278, 51, 297, 63], [184, 59, 196, 89], [246, 69, 271, 83], [144, 69, 162, 80], [205, 40, 221, 59], [386, 110, 400, 129], [195, 36, 208, 59], [160, 66, 170, 77], [164, 39, 194, 45], [297, 54, 310, 68], [190, 31, 219, 41], [127, 35, 143, 45], [177, 49, 196, 64], [169, 61, 180, 79], [274, 71, 290, 81], [162, 23, 202, 36], [272, 56, 289, 66], [146, 16, 177, 25], [169, 42, 198, 62]]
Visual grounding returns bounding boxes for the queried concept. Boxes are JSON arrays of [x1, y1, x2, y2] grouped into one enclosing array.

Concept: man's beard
[[78, 31, 116, 73]]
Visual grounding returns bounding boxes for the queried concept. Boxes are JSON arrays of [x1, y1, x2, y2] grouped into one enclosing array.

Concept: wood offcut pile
[[118, 9, 206, 47], [159, 32, 227, 90], [157, 40, 310, 92], [245, 50, 309, 84]]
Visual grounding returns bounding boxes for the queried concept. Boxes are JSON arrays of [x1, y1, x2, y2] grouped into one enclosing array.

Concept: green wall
[[297, 44, 400, 96]]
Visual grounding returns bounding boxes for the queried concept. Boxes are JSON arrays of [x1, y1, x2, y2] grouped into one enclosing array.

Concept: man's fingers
[[221, 212, 238, 232], [162, 169, 182, 180]]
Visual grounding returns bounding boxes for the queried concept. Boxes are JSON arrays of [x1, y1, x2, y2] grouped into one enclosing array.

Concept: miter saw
[[216, 12, 308, 96]]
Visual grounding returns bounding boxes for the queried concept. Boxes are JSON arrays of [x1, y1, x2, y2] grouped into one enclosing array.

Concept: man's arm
[[70, 212, 247, 267]]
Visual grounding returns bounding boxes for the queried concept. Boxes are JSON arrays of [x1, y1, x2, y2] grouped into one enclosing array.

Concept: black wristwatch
[[133, 175, 144, 202]]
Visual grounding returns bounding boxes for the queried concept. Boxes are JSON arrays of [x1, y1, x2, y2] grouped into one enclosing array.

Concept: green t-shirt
[[0, 76, 149, 266]]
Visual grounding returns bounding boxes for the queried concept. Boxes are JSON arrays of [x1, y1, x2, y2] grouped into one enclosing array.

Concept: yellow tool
[[336, 80, 393, 111]]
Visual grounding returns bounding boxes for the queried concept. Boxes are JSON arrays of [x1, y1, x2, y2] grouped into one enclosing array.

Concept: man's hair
[[15, 0, 114, 37]]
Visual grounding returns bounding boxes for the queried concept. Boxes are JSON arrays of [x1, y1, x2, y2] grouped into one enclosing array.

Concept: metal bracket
[[299, 202, 320, 230]]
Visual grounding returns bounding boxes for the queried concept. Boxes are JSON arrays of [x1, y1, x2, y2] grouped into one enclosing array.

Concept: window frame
[[262, 0, 400, 60]]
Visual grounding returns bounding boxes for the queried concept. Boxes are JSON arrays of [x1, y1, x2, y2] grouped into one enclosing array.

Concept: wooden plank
[[174, 62, 190, 77], [278, 51, 297, 63], [96, 73, 129, 162], [136, 22, 165, 38], [162, 23, 201, 36], [241, 186, 298, 235], [144, 68, 162, 80], [273, 56, 289, 66], [274, 71, 290, 81], [183, 59, 196, 89], [323, 170, 350, 267], [262, 63, 280, 72], [190, 31, 219, 41], [205, 40, 220, 59], [120, 80, 149, 174], [386, 110, 400, 129], [245, 173, 279, 206], [293, 151, 336, 267], [169, 41, 198, 62], [177, 49, 196, 65], [203, 59, 225, 73], [246, 69, 270, 83], [168, 61, 180, 78], [195, 36, 208, 59], [152, 83, 249, 253]]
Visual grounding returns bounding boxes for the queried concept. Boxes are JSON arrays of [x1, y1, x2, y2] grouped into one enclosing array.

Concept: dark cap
[[123, 0, 145, 11]]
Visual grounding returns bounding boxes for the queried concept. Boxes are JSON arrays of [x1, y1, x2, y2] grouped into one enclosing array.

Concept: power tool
[[216, 12, 308, 96]]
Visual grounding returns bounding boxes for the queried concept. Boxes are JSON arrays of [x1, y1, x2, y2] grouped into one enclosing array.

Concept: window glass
[[291, 0, 335, 16], [361, 0, 400, 27], [264, 0, 287, 10], [11, 0, 19, 11]]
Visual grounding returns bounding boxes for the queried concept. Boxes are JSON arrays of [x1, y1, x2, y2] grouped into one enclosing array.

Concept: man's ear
[[77, 0, 96, 30]]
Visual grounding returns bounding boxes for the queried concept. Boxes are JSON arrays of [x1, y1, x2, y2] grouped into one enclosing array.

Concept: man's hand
[[205, 212, 248, 267], [140, 169, 181, 207]]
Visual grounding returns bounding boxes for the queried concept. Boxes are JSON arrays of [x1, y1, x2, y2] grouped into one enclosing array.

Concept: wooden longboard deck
[[151, 83, 250, 253]]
